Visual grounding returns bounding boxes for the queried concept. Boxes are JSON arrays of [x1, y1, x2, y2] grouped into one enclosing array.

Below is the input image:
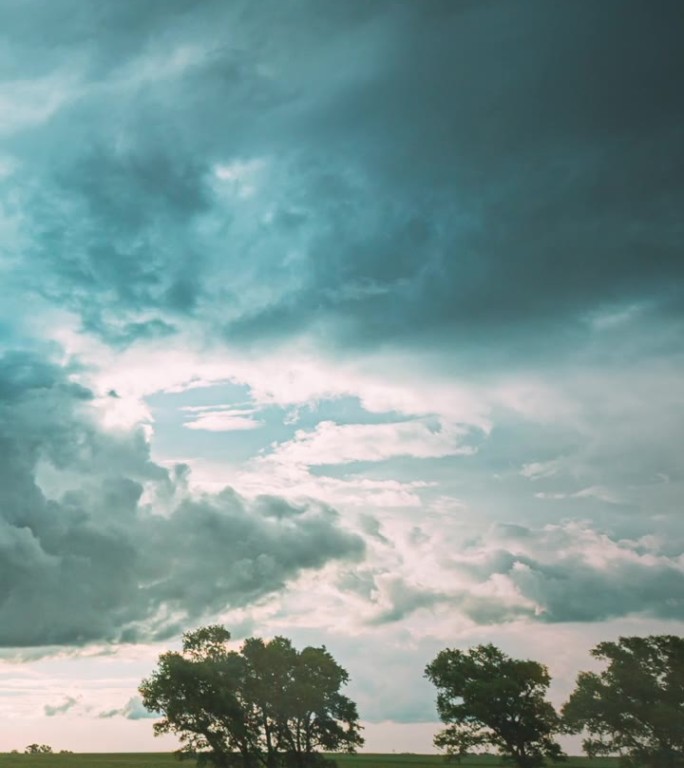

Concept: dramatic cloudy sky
[[1, 0, 683, 753]]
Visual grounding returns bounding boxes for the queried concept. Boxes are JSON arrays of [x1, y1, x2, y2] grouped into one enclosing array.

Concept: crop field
[[0, 755, 619, 768]]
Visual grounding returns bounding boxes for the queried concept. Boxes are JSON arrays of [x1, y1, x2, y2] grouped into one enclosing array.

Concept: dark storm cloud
[[2, 1, 682, 356], [0, 351, 363, 647], [230, 0, 684, 353]]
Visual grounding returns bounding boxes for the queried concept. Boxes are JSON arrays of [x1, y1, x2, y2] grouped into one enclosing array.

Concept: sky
[[0, 0, 683, 754]]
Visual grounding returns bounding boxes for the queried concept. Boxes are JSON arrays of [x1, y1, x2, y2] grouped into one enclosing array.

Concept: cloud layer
[[1, 1, 682, 361], [0, 3, 682, 737]]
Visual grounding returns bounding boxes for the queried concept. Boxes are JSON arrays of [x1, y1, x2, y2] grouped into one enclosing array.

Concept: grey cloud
[[99, 696, 158, 721], [364, 581, 527, 629], [205, 1, 684, 354], [336, 568, 378, 601], [44, 696, 78, 716], [358, 513, 389, 544], [123, 697, 159, 721], [455, 523, 684, 624], [0, 351, 363, 647], [370, 579, 445, 626], [512, 557, 684, 624], [1, 1, 682, 359], [356, 521, 684, 628]]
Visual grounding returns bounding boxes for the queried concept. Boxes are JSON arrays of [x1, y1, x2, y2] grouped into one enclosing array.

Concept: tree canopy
[[139, 625, 363, 768], [562, 635, 684, 768], [425, 643, 564, 768], [24, 744, 53, 754]]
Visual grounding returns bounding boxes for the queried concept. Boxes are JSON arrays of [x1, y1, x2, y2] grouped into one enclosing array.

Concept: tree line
[[140, 628, 683, 768]]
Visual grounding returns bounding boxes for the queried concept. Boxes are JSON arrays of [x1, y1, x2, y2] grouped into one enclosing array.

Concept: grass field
[[0, 755, 620, 768]]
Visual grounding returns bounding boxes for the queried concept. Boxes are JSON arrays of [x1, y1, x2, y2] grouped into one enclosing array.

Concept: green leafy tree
[[426, 644, 564, 768], [140, 626, 255, 767], [562, 635, 684, 768], [139, 626, 363, 768]]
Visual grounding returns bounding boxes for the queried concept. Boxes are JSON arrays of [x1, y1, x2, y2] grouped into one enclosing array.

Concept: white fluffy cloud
[[182, 405, 263, 432], [265, 419, 475, 467]]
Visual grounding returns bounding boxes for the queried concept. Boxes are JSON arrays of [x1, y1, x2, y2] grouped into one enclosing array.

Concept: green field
[[0, 755, 619, 768]]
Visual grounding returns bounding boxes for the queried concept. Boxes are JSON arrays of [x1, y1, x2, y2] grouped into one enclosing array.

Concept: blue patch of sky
[[0, 320, 15, 346], [145, 381, 276, 465], [291, 395, 417, 431], [147, 384, 429, 466]]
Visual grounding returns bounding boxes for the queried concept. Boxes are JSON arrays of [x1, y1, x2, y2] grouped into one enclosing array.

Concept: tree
[[425, 644, 564, 768], [140, 625, 253, 767], [240, 637, 363, 768], [139, 625, 363, 768], [24, 744, 53, 754], [562, 635, 684, 768]]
